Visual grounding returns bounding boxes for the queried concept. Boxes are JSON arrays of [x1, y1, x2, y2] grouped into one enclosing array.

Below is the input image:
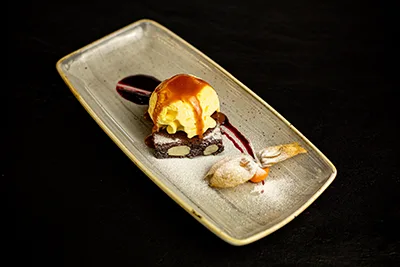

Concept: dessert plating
[[117, 73, 224, 158]]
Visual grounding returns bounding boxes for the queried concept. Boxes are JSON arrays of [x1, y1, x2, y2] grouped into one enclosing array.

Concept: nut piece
[[203, 144, 219, 155], [167, 146, 191, 156]]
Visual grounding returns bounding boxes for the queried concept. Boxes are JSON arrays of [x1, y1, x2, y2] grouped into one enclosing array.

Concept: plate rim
[[56, 18, 337, 246]]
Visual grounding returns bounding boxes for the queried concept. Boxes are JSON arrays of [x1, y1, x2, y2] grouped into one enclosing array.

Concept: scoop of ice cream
[[148, 74, 220, 138]]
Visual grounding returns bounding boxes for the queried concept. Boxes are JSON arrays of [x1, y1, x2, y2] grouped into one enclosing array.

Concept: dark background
[[10, 0, 398, 266]]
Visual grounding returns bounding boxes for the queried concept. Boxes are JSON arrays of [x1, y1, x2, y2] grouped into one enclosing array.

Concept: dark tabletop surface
[[10, 0, 398, 266]]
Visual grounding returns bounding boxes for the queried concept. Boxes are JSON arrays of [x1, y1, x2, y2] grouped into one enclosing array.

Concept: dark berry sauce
[[144, 135, 155, 148], [216, 112, 256, 158], [221, 130, 244, 153], [116, 75, 160, 105]]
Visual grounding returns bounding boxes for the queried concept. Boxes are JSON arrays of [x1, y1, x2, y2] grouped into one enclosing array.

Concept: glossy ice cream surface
[[148, 74, 220, 138]]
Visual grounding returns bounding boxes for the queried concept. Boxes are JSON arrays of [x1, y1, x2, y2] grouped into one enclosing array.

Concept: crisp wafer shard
[[257, 142, 307, 168]]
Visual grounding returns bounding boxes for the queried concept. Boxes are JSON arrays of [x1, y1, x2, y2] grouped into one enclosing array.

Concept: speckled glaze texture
[[56, 19, 337, 245]]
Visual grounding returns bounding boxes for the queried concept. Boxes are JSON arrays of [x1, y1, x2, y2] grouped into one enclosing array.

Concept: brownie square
[[153, 126, 224, 158]]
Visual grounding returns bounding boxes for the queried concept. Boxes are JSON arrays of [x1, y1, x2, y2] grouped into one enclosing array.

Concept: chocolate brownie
[[152, 125, 224, 159]]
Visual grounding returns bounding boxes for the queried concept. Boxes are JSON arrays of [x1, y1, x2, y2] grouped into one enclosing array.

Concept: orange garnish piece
[[250, 167, 270, 183]]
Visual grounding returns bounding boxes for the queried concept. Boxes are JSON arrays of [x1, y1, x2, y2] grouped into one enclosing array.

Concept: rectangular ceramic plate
[[56, 19, 337, 246]]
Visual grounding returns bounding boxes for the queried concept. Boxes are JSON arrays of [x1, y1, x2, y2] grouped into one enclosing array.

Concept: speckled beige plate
[[56, 19, 337, 246]]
